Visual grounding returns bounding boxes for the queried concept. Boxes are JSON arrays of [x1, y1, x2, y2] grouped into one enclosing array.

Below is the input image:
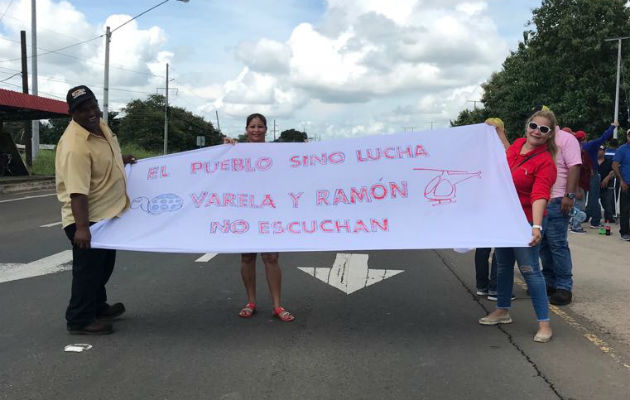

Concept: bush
[[26, 145, 161, 176]]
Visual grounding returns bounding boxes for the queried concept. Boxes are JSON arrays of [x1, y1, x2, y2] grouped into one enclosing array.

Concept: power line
[[0, 0, 15, 25], [0, 34, 104, 64], [0, 71, 20, 82]]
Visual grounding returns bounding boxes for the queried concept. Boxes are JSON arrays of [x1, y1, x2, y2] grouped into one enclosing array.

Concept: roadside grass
[[25, 144, 161, 176]]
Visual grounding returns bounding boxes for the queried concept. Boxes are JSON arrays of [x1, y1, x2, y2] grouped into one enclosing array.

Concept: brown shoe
[[68, 320, 113, 335]]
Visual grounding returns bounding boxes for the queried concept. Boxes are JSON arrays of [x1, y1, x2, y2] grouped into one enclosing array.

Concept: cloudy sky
[[0, 0, 542, 140]]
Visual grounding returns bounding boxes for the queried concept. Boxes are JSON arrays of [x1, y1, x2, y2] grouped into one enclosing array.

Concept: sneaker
[[549, 289, 572, 305], [476, 289, 489, 296], [621, 234, 630, 241], [68, 320, 113, 335], [97, 302, 126, 320], [570, 227, 586, 233], [589, 224, 604, 229], [487, 294, 516, 301]]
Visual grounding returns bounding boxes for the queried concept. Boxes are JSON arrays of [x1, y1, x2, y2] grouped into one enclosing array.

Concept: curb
[[0, 177, 55, 194]]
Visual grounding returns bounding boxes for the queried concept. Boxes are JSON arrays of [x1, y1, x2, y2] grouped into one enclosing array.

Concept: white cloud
[[0, 0, 529, 140], [210, 0, 509, 137]]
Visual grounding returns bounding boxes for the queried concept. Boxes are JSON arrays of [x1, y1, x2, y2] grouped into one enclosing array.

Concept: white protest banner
[[90, 124, 532, 253]]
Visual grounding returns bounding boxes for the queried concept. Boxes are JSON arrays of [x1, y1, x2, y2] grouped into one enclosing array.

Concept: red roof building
[[0, 88, 69, 120]]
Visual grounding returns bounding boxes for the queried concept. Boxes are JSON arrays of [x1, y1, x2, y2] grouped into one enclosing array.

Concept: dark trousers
[[601, 187, 615, 222], [474, 248, 497, 292], [620, 189, 630, 236], [64, 223, 116, 329]]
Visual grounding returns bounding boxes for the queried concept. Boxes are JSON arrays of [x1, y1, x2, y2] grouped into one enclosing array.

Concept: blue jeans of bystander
[[586, 173, 602, 226], [540, 198, 573, 292]]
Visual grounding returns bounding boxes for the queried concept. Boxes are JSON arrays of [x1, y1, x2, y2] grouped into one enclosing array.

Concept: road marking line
[[0, 250, 72, 283], [0, 193, 56, 203], [40, 221, 62, 228], [195, 253, 217, 262], [514, 278, 628, 368]]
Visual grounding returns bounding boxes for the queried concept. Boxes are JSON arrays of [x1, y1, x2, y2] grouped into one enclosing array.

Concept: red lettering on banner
[[191, 192, 207, 208], [317, 181, 408, 206], [147, 167, 158, 180], [316, 190, 330, 206], [190, 158, 273, 175], [191, 192, 274, 208], [302, 221, 317, 233], [288, 222, 300, 233], [333, 189, 349, 205], [289, 152, 346, 168], [205, 193, 221, 207], [356, 145, 429, 162], [254, 218, 390, 234], [210, 220, 250, 234], [353, 220, 369, 233], [289, 192, 303, 208], [350, 187, 371, 203], [320, 220, 333, 232]]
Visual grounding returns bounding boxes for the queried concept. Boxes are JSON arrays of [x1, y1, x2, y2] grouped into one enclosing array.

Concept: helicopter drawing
[[413, 168, 482, 206]]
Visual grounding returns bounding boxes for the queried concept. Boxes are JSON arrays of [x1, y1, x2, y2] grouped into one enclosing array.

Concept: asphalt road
[[1, 190, 628, 400]]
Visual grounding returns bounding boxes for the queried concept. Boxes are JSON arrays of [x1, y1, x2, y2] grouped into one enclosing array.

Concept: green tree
[[39, 117, 71, 144], [117, 94, 222, 152], [275, 128, 308, 142], [453, 0, 630, 141]]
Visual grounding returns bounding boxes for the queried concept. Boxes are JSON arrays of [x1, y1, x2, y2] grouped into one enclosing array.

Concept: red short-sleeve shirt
[[506, 138, 557, 222]]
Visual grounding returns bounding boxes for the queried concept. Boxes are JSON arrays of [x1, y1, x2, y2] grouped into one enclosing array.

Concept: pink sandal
[[273, 306, 295, 322], [238, 303, 256, 318]]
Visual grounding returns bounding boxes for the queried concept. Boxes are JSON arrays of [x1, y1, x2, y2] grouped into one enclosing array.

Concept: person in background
[[236, 113, 295, 322], [480, 111, 557, 343], [598, 145, 616, 224], [56, 85, 136, 335], [570, 131, 592, 233], [612, 129, 630, 241], [576, 122, 618, 228], [540, 123, 581, 306]]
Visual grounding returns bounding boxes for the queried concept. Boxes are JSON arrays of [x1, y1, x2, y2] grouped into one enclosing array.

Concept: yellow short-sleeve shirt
[[55, 119, 130, 227]]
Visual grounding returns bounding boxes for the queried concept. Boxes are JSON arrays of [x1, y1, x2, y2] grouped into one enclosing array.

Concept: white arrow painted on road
[[298, 253, 404, 295], [0, 251, 73, 283]]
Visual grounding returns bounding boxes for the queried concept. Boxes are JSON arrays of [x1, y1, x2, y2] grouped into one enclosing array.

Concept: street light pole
[[163, 63, 169, 155], [31, 0, 39, 158], [103, 26, 111, 124], [102, 0, 189, 126], [605, 36, 630, 139]]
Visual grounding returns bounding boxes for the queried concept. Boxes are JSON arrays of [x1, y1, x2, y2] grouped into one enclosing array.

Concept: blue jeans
[[495, 223, 550, 322], [586, 173, 602, 226], [571, 189, 587, 230], [540, 198, 573, 291]]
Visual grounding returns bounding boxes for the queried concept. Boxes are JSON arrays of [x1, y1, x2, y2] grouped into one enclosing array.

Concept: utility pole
[[605, 36, 630, 139], [31, 0, 39, 158], [103, 26, 111, 125], [20, 31, 32, 167], [403, 126, 415, 133], [215, 110, 221, 133], [163, 63, 169, 155], [273, 119, 277, 141]]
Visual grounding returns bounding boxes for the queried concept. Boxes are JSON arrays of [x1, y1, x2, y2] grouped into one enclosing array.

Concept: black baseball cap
[[66, 85, 97, 113]]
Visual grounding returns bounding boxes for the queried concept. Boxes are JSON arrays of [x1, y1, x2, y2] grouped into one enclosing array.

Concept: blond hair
[[527, 110, 557, 159]]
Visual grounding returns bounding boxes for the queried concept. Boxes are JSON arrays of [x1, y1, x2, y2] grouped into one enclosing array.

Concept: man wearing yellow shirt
[[56, 85, 135, 335]]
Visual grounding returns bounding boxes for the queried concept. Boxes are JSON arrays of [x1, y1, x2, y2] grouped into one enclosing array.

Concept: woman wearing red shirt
[[480, 111, 558, 343]]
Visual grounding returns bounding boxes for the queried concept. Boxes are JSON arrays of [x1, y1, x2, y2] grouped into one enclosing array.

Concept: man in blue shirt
[[576, 122, 618, 228], [612, 129, 630, 241]]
